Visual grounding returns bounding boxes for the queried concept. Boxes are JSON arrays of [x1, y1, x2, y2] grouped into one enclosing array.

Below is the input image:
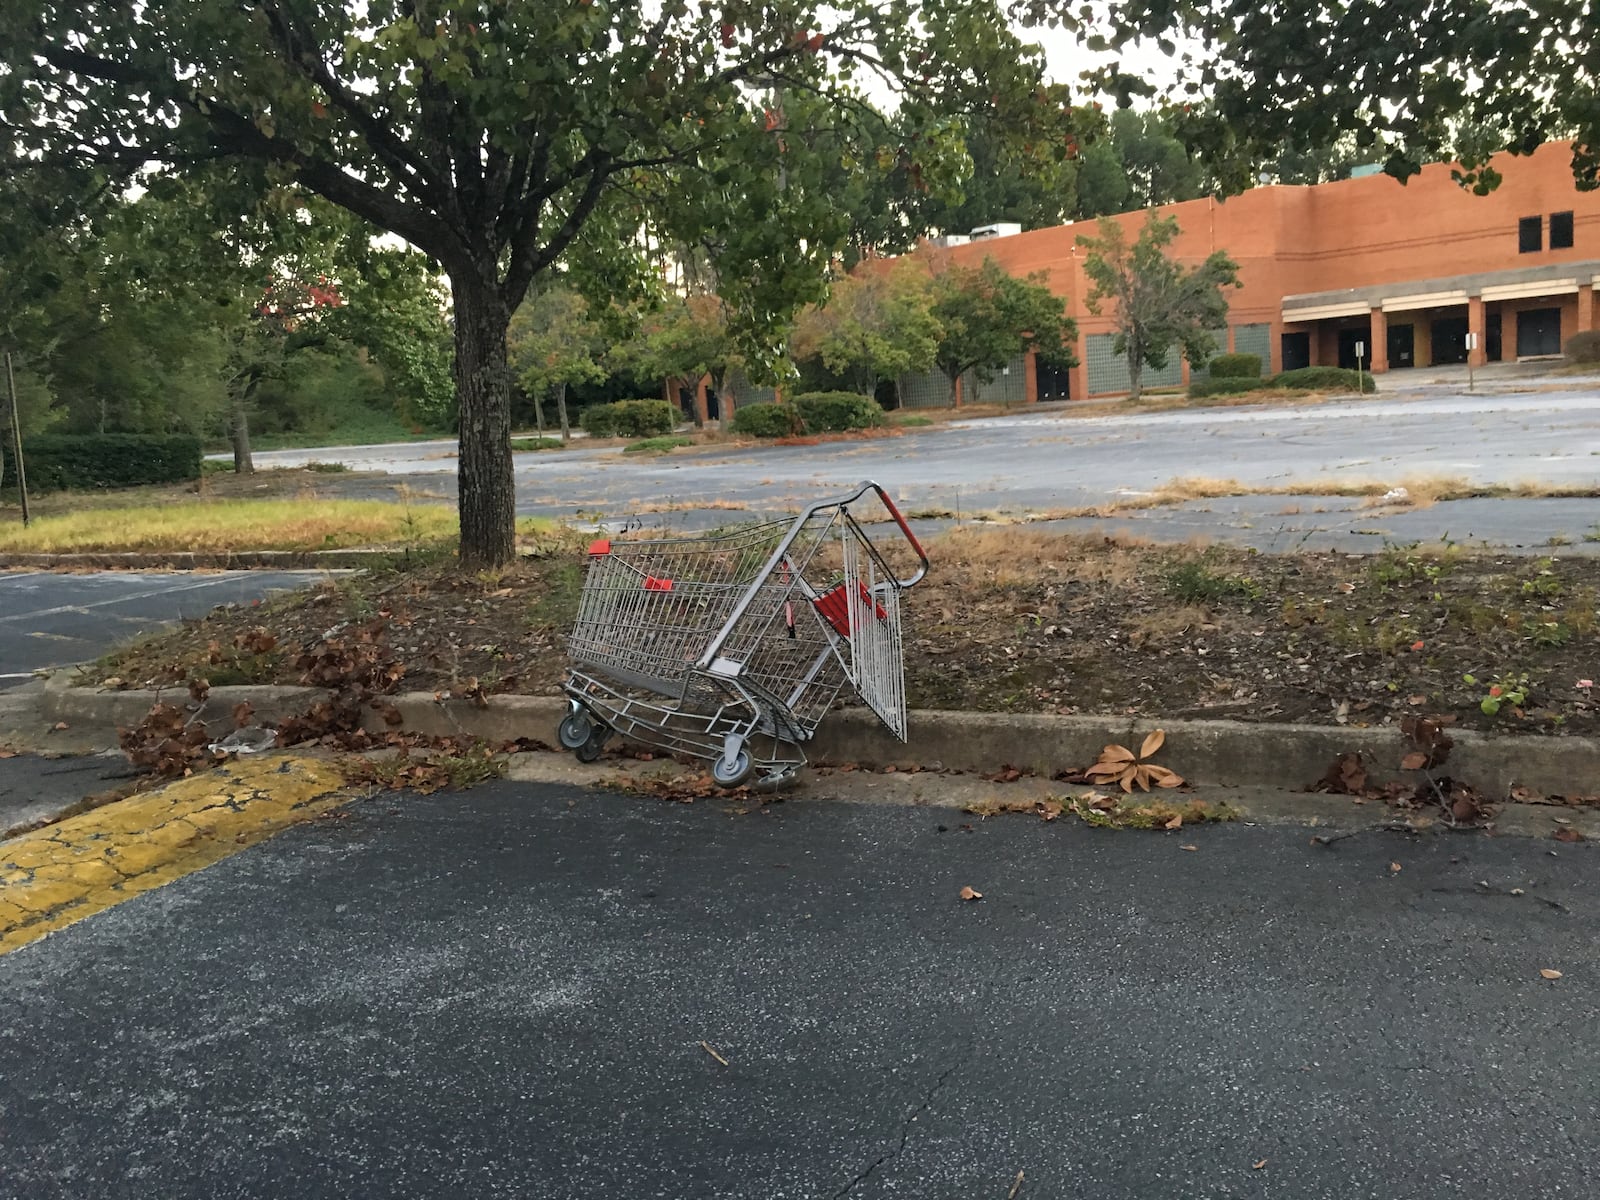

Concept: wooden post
[[5, 352, 29, 526]]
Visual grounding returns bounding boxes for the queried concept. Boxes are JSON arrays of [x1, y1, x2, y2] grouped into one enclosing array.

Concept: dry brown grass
[[1127, 605, 1215, 647]]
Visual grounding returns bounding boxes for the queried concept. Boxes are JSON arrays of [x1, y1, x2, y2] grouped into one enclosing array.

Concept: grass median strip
[[0, 498, 560, 554], [0, 754, 355, 955]]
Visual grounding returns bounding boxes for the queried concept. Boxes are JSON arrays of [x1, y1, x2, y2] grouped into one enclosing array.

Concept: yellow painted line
[[0, 754, 356, 955]]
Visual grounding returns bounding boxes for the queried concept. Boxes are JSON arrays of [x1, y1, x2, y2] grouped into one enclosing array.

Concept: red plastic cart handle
[[854, 481, 929, 589]]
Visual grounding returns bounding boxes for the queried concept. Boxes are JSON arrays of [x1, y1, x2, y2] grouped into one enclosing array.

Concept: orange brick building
[[911, 140, 1600, 403]]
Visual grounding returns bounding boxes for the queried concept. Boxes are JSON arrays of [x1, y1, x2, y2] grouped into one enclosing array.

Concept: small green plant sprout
[[1464, 672, 1532, 717], [1522, 560, 1563, 599]]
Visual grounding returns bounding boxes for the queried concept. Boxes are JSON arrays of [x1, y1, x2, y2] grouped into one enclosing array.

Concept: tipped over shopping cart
[[556, 481, 929, 786]]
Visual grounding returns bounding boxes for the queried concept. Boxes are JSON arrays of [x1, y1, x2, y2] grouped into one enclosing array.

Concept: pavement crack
[[831, 1061, 960, 1198]]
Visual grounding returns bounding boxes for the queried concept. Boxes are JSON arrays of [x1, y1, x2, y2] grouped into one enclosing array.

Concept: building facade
[[905, 140, 1600, 404]]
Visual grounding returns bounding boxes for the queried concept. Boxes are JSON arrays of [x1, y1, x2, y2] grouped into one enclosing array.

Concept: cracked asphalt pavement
[[0, 570, 333, 689], [254, 383, 1600, 552], [3, 779, 1598, 1198]]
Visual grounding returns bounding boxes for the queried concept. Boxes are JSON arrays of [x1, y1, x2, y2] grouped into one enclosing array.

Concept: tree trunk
[[452, 274, 516, 568], [556, 380, 571, 441], [533, 386, 546, 434], [945, 370, 960, 408], [718, 378, 737, 432], [230, 393, 254, 475], [1126, 350, 1143, 402]]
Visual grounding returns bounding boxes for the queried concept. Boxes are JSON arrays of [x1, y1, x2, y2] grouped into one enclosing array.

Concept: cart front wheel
[[574, 728, 610, 763], [557, 711, 593, 750], [712, 749, 754, 788]]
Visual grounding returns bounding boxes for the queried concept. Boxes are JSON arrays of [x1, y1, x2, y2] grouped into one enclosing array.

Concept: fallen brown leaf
[[1164, 813, 1183, 830], [1540, 968, 1563, 980], [1180, 844, 1198, 852], [1554, 827, 1586, 843], [0, 749, 15, 759], [1253, 1160, 1268, 1170], [1390, 861, 1402, 873], [958, 885, 983, 902], [700, 1040, 730, 1066]]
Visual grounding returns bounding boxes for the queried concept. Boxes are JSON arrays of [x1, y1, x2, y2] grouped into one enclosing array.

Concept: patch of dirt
[[88, 530, 1600, 735]]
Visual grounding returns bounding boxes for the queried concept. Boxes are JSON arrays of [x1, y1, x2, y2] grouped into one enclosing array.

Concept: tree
[[792, 262, 941, 406], [1077, 213, 1240, 401], [4, 3, 1076, 565], [1088, 2, 1600, 195], [612, 295, 744, 430], [508, 286, 606, 441], [926, 256, 1073, 406]]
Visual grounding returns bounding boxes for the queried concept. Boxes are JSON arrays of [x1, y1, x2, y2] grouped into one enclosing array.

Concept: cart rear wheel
[[574, 728, 609, 763], [712, 749, 754, 788], [557, 711, 593, 750]]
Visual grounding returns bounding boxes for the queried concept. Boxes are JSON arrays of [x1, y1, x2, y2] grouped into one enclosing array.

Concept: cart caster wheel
[[574, 729, 609, 763], [557, 711, 592, 750], [712, 749, 754, 788]]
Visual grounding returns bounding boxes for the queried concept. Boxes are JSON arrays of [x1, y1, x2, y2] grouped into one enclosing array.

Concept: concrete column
[[1369, 307, 1389, 373], [1579, 283, 1595, 333], [1024, 348, 1039, 404], [1468, 295, 1488, 367]]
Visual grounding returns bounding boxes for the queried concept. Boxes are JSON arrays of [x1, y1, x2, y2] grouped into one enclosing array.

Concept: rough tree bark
[[230, 395, 255, 475], [451, 273, 516, 568], [556, 380, 571, 441]]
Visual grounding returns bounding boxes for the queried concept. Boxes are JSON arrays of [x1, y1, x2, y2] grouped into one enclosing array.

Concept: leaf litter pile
[[89, 528, 1600, 741]]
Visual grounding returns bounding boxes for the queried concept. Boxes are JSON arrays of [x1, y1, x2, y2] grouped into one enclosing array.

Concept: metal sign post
[[1465, 332, 1478, 392], [4, 351, 30, 527], [1355, 340, 1366, 394]]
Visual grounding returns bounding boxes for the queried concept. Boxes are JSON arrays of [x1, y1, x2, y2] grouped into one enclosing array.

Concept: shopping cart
[[557, 481, 929, 786]]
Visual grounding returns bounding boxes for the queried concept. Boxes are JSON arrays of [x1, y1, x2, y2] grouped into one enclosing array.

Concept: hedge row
[[1271, 366, 1372, 392], [1187, 377, 1271, 399], [1566, 330, 1600, 364], [1206, 353, 1262, 379], [2, 433, 202, 492], [1188, 366, 1375, 400], [579, 399, 678, 439], [731, 391, 885, 438]]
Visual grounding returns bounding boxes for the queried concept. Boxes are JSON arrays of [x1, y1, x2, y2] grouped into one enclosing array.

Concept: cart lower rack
[[557, 481, 929, 786]]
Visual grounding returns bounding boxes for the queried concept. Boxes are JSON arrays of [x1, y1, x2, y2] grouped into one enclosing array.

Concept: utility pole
[[5, 351, 30, 526]]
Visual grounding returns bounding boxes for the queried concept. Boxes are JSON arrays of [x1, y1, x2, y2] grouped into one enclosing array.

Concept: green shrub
[[1206, 353, 1262, 379], [732, 403, 804, 438], [1188, 377, 1270, 399], [1565, 330, 1600, 363], [579, 404, 619, 438], [890, 414, 934, 427], [3, 433, 202, 492], [792, 391, 884, 432], [622, 435, 694, 454], [579, 399, 678, 439], [1271, 366, 1374, 393]]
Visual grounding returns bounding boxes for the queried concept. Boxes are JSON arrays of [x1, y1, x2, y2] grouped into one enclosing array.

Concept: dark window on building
[[1551, 210, 1575, 249], [1519, 216, 1543, 253]]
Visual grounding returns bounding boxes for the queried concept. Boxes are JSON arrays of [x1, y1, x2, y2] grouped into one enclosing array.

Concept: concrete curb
[[31, 674, 1600, 799], [0, 550, 406, 571]]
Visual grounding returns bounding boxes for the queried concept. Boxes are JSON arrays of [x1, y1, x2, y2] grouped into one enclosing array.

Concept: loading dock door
[[1280, 332, 1311, 372], [1387, 322, 1415, 367], [1515, 308, 1562, 358], [1431, 317, 1468, 365], [1035, 357, 1071, 400]]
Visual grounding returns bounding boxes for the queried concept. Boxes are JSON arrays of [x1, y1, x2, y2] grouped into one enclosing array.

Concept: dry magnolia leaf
[[1253, 1160, 1268, 1170], [1140, 729, 1166, 759], [959, 886, 983, 902], [1540, 968, 1563, 980], [1164, 813, 1183, 830], [1390, 861, 1402, 873], [1180, 844, 1198, 852], [1400, 752, 1429, 771]]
